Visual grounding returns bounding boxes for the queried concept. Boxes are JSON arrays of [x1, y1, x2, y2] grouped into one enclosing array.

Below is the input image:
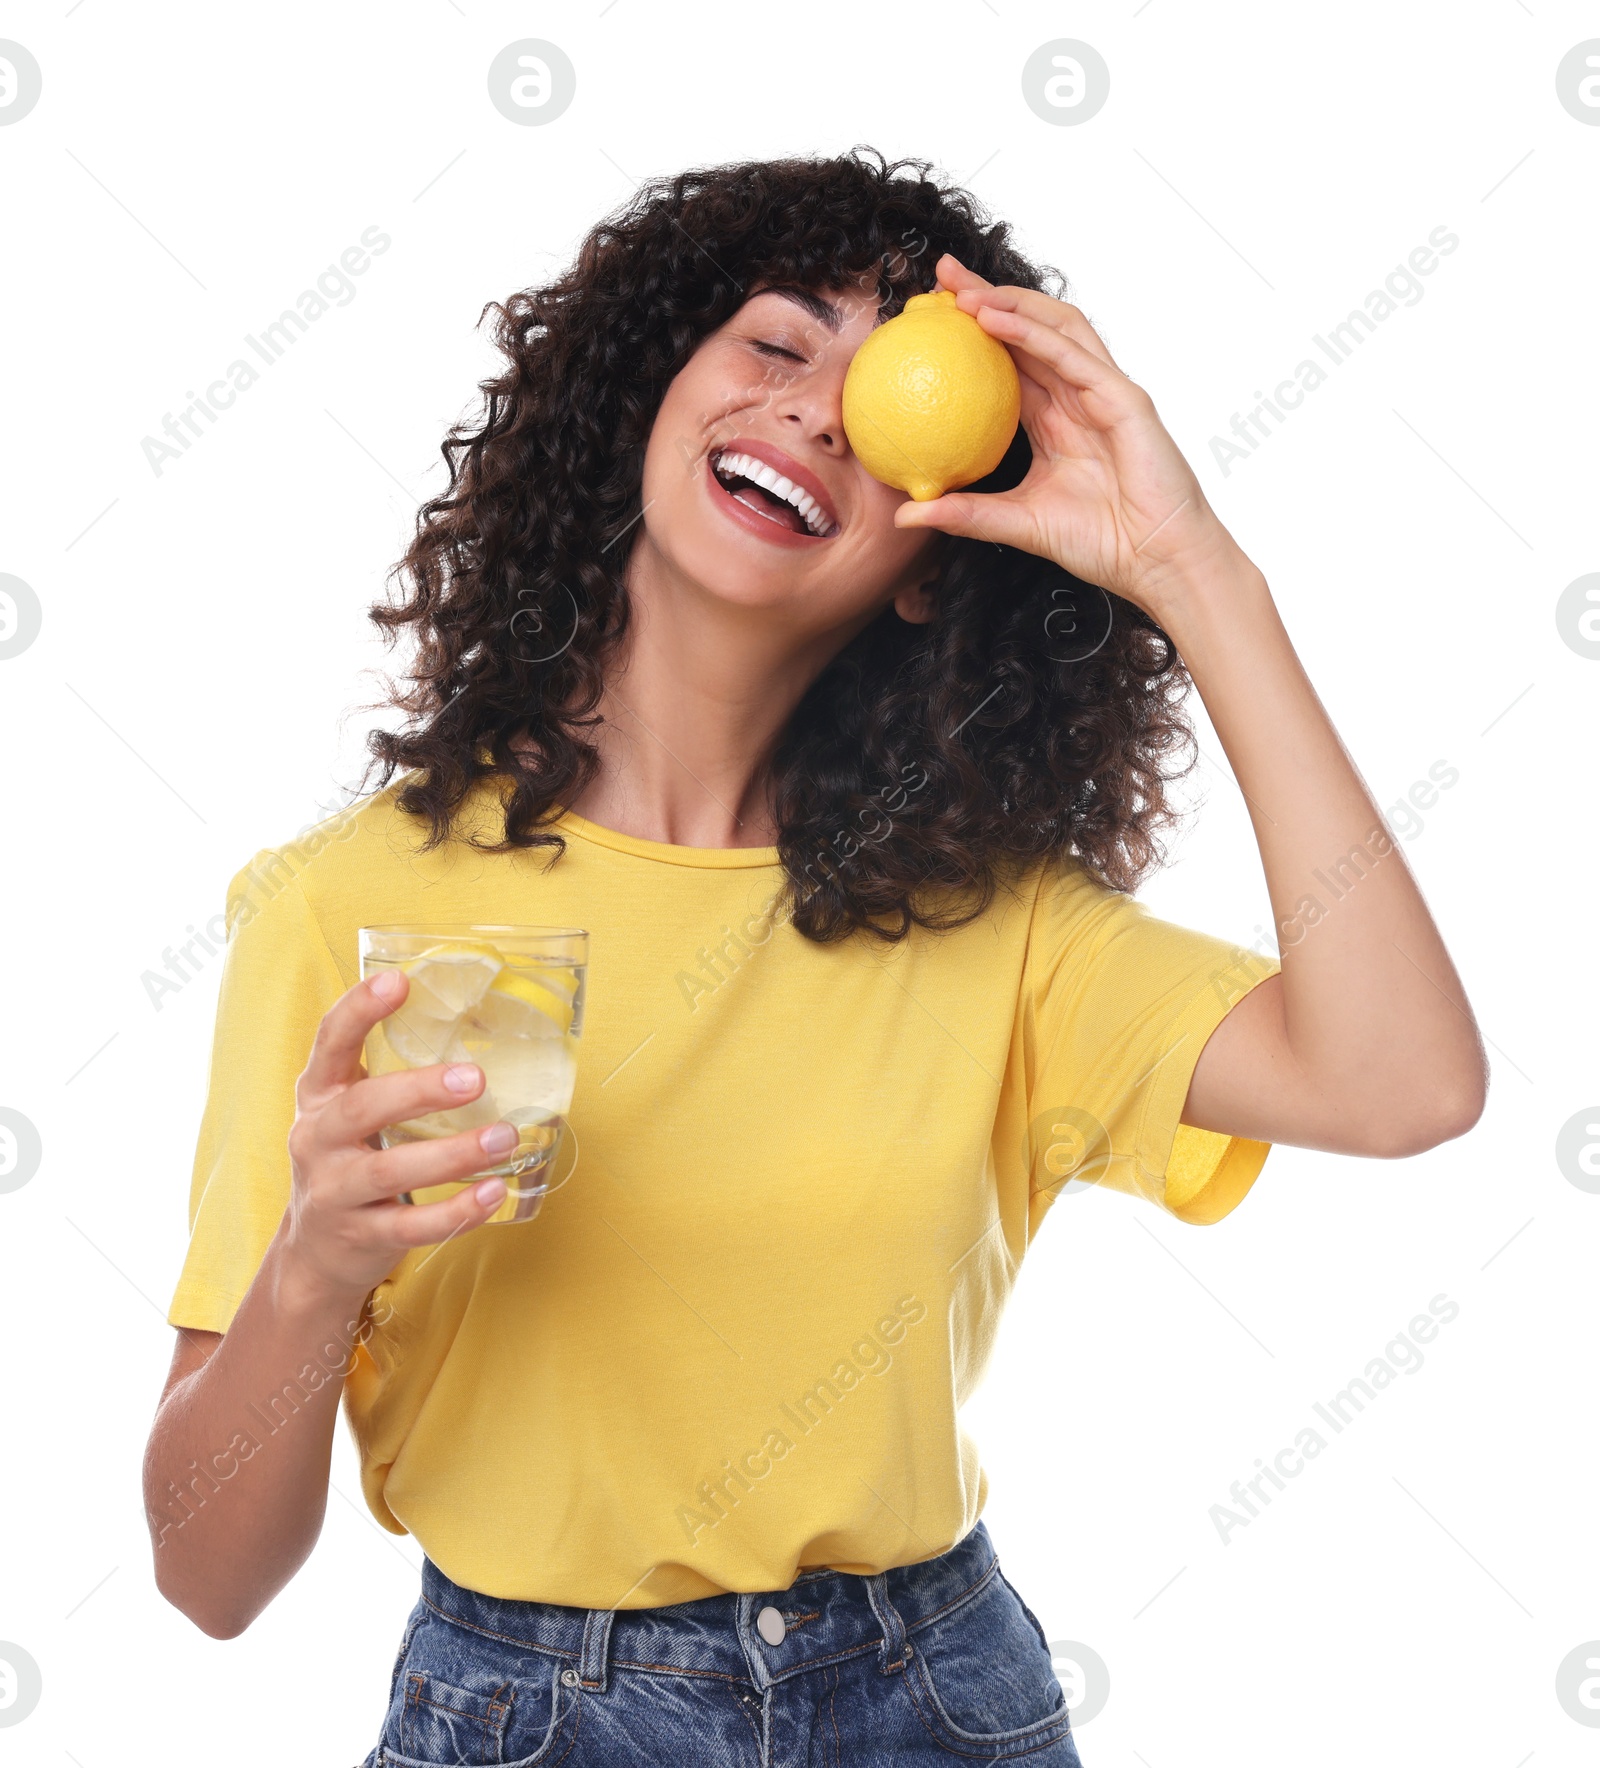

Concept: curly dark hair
[[361, 144, 1198, 943]]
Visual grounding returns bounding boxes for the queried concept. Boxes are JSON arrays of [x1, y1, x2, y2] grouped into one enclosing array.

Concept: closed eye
[[751, 340, 807, 364]]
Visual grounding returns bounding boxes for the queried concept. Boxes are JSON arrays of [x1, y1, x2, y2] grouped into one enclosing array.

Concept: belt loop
[[865, 1572, 910, 1675], [577, 1606, 616, 1692]]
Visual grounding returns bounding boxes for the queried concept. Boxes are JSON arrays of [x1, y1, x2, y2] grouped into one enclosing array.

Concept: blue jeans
[[360, 1518, 1084, 1765]]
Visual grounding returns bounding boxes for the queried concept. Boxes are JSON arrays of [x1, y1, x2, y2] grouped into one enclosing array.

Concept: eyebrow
[[746, 285, 847, 334]]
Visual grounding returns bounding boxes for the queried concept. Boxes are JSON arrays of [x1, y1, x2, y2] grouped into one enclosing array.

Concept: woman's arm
[[143, 1251, 372, 1638], [897, 254, 1487, 1160], [1140, 550, 1484, 1158], [145, 971, 517, 1637]]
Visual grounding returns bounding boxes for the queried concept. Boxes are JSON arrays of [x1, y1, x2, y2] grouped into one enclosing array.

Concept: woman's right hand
[[278, 968, 514, 1307]]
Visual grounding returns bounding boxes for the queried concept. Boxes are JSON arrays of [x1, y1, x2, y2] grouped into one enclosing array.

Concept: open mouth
[[709, 448, 840, 540]]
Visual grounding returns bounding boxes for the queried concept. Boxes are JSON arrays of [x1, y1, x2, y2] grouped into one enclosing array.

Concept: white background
[[1, 2, 1596, 1762]]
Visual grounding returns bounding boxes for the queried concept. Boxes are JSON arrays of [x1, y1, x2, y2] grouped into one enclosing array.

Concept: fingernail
[[479, 1122, 518, 1155], [444, 1064, 481, 1094], [474, 1177, 507, 1205], [370, 970, 403, 1002]]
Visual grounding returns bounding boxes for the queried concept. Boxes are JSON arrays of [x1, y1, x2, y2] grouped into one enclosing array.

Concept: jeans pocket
[[392, 1670, 516, 1764], [901, 1565, 1075, 1758], [374, 1615, 574, 1768]]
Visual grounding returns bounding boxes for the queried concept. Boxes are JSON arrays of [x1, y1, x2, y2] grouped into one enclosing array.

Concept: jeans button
[[755, 1605, 787, 1645]]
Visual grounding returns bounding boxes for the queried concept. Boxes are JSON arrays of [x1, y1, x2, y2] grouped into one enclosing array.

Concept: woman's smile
[[705, 436, 842, 547]]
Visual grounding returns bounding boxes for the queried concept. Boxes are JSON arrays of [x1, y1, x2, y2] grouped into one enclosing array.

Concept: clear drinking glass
[[358, 924, 588, 1225]]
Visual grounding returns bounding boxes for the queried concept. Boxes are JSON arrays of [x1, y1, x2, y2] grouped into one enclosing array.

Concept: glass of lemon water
[[358, 925, 588, 1225]]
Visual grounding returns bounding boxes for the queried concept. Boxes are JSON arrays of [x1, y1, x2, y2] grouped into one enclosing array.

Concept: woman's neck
[[552, 544, 876, 850]]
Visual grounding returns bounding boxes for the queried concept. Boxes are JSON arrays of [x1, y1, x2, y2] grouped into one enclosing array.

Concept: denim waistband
[[418, 1520, 1000, 1694]]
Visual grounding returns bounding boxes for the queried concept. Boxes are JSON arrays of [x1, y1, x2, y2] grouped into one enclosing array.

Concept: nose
[[773, 358, 849, 455], [780, 410, 843, 452]]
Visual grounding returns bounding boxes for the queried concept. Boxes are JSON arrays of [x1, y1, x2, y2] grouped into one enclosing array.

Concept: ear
[[892, 571, 940, 625]]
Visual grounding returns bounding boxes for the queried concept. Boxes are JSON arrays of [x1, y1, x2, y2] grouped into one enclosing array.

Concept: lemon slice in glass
[[406, 943, 504, 1013], [488, 964, 578, 1035], [380, 942, 503, 1068], [372, 940, 580, 1140]]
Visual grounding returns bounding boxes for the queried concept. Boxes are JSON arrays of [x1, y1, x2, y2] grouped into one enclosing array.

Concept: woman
[[144, 148, 1485, 1765]]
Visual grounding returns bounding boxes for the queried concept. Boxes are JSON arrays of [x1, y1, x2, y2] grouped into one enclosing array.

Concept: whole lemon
[[841, 289, 1021, 501]]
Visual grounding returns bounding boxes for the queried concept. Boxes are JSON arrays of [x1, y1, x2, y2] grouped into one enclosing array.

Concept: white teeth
[[712, 450, 835, 536]]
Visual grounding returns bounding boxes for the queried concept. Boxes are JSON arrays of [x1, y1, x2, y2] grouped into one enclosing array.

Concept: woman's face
[[633, 277, 942, 631]]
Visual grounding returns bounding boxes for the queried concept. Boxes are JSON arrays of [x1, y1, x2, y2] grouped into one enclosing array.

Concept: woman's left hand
[[893, 253, 1248, 619]]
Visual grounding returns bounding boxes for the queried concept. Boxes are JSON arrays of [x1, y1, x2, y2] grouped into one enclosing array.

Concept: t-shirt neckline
[[550, 802, 783, 870]]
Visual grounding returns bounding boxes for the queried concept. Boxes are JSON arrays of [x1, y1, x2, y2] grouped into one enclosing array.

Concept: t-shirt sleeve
[[166, 856, 351, 1334], [1019, 860, 1282, 1231]]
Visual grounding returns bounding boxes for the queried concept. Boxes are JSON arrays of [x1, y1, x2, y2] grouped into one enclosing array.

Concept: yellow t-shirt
[[166, 774, 1280, 1609]]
